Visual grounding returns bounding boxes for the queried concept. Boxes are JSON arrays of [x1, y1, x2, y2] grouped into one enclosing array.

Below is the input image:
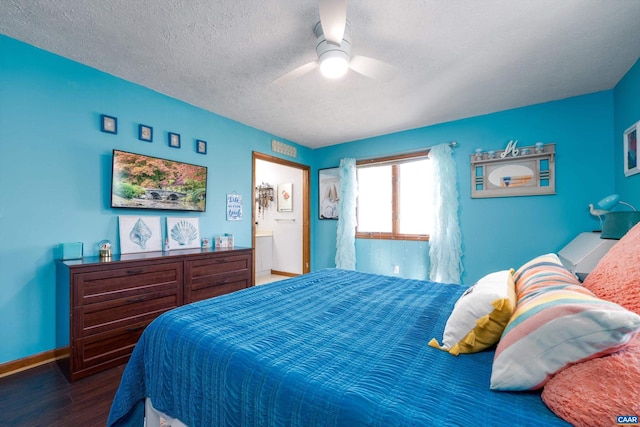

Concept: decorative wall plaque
[[471, 143, 555, 198]]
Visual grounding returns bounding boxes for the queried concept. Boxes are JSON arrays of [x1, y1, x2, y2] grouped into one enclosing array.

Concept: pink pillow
[[583, 222, 640, 315], [542, 334, 640, 427]]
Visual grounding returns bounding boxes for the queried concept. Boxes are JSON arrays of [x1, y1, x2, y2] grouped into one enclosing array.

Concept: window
[[356, 152, 433, 241]]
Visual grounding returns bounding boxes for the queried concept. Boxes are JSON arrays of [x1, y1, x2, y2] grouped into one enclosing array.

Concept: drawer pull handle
[[127, 268, 145, 274], [126, 296, 146, 303], [126, 325, 145, 332]]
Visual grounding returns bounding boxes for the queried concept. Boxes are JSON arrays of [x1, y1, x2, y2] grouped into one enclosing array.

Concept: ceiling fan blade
[[319, 0, 346, 45], [273, 61, 318, 84], [349, 55, 398, 82]]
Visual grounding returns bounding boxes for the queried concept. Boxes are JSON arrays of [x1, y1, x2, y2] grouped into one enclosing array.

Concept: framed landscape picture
[[110, 150, 207, 212]]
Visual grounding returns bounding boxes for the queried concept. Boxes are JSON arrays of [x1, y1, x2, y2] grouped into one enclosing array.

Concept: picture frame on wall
[[138, 124, 153, 142], [100, 114, 117, 134], [226, 193, 242, 221], [196, 139, 207, 154], [168, 132, 181, 148], [318, 167, 340, 219], [111, 149, 207, 212], [624, 121, 640, 177], [277, 183, 293, 212]]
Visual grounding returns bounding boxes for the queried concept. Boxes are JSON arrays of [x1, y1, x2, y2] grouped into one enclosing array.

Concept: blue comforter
[[108, 268, 568, 426]]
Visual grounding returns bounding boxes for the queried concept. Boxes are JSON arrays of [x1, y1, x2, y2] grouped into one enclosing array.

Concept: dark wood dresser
[[56, 247, 253, 381]]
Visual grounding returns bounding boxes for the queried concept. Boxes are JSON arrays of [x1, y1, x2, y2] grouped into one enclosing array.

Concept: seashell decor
[[171, 220, 198, 245], [129, 218, 153, 249]]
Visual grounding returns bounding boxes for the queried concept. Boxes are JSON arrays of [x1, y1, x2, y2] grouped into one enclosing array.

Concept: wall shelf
[[471, 143, 555, 198]]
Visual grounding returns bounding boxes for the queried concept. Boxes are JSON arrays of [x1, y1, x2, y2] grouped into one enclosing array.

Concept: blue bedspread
[[108, 268, 568, 426]]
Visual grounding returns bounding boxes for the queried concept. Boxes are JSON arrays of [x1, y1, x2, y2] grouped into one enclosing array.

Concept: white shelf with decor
[[471, 141, 555, 198]]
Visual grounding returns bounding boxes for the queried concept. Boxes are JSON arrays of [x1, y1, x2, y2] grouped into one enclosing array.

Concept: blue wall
[[614, 58, 640, 207], [0, 35, 313, 364], [0, 33, 636, 366], [312, 92, 616, 285]]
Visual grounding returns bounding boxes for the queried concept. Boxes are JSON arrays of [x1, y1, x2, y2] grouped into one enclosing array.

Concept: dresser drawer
[[186, 272, 250, 303], [187, 254, 251, 276], [74, 286, 179, 337], [73, 319, 151, 373], [185, 254, 251, 303], [73, 261, 182, 306]]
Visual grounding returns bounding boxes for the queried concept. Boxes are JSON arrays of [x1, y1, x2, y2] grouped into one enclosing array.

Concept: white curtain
[[429, 144, 463, 284], [335, 158, 358, 270]]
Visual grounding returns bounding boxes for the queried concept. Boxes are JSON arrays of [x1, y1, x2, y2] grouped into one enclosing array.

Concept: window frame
[[355, 150, 431, 241]]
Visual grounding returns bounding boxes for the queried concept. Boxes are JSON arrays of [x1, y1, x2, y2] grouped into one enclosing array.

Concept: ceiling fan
[[274, 0, 397, 84]]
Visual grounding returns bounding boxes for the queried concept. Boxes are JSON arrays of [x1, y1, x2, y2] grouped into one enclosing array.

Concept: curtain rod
[[355, 141, 457, 165]]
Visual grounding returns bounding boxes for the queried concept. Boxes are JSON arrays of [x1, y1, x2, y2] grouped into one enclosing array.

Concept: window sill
[[355, 233, 429, 242]]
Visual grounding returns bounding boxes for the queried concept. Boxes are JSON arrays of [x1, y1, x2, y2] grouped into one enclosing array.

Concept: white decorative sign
[[271, 139, 297, 157], [227, 193, 243, 221], [501, 140, 519, 157]]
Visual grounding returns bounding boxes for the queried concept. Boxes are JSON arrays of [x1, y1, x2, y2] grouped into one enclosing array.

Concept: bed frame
[[144, 398, 186, 427]]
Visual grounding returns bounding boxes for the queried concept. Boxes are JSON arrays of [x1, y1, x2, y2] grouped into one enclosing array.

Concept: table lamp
[[589, 194, 634, 226]]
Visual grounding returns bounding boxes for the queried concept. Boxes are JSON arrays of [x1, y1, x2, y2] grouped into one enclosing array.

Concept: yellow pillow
[[429, 269, 516, 356]]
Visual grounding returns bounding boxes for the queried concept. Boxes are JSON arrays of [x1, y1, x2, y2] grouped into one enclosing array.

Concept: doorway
[[252, 152, 310, 284]]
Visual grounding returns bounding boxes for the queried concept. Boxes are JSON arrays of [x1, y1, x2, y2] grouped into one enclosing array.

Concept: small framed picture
[[318, 167, 340, 219], [277, 183, 293, 212], [100, 114, 117, 134], [138, 124, 153, 142], [196, 140, 207, 154], [168, 132, 181, 148], [624, 120, 640, 177]]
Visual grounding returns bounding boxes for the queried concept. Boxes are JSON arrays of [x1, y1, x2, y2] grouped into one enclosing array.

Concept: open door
[[252, 152, 310, 283]]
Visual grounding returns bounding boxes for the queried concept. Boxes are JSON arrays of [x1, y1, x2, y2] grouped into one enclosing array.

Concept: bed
[[107, 267, 573, 426]]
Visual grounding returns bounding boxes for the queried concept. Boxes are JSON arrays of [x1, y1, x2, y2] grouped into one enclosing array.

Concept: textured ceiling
[[2, 1, 640, 148]]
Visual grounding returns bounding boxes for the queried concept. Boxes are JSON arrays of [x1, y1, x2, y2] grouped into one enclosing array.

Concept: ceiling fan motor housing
[[314, 21, 352, 77]]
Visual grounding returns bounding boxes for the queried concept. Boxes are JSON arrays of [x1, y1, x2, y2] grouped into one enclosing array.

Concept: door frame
[[252, 151, 311, 275]]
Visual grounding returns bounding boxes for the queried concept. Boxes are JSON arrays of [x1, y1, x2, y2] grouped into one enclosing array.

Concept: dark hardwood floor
[[0, 361, 125, 427]]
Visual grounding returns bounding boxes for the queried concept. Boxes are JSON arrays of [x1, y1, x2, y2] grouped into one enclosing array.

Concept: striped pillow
[[490, 254, 640, 391], [512, 253, 580, 298]]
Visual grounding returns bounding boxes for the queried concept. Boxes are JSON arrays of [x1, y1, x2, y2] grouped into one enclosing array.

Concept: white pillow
[[429, 270, 516, 355]]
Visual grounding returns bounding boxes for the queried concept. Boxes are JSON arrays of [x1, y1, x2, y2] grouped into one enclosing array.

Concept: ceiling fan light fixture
[[315, 20, 351, 80], [320, 52, 349, 79]]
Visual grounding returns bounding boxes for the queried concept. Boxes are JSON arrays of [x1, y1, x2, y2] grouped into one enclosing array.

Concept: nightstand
[[558, 232, 616, 278]]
